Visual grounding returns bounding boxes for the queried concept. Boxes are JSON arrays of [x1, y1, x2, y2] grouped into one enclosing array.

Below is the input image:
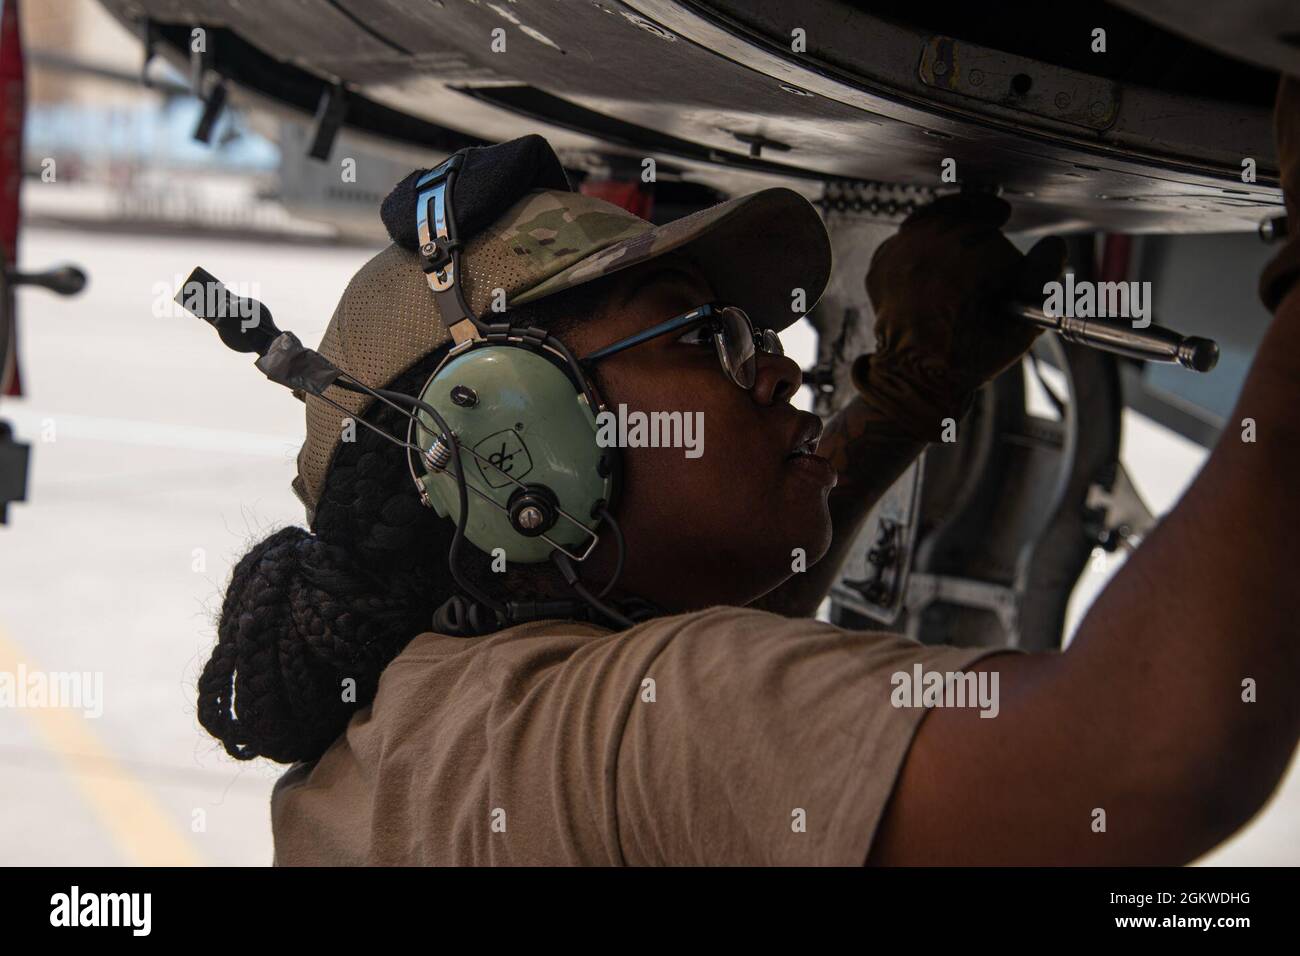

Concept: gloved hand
[[852, 193, 1067, 443], [1260, 75, 1300, 312]]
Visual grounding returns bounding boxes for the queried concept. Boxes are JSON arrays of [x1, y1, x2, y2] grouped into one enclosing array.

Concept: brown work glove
[[852, 193, 1068, 443], [1260, 74, 1300, 311]]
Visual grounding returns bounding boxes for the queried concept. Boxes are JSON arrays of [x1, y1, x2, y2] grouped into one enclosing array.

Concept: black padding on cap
[[381, 134, 572, 251]]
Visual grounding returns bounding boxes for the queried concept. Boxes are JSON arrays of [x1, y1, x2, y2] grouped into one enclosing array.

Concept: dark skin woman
[[201, 81, 1300, 865]]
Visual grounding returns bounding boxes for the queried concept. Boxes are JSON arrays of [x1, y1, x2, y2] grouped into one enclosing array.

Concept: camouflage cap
[[293, 179, 832, 528]]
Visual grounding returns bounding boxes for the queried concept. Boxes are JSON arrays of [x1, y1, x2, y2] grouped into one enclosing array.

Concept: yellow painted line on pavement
[[0, 625, 204, 866]]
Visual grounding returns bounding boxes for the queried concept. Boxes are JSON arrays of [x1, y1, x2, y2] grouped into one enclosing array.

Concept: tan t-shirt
[[270, 605, 1001, 866]]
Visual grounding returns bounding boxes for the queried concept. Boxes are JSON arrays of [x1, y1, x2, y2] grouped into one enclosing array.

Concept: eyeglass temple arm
[[580, 306, 712, 364]]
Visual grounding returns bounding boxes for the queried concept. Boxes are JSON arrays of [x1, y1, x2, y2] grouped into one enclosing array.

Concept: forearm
[[752, 396, 926, 617], [984, 300, 1300, 858], [755, 195, 1057, 620], [1062, 284, 1300, 819], [875, 83, 1300, 864], [873, 288, 1300, 866]]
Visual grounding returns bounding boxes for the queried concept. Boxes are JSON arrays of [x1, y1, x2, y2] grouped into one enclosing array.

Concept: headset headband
[[415, 153, 480, 346]]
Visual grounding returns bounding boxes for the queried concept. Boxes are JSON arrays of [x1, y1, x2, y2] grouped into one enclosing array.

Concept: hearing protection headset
[[405, 154, 632, 631], [407, 155, 614, 563], [177, 149, 642, 635]]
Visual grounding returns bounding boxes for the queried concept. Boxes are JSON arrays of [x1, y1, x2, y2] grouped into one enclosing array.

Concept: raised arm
[[869, 77, 1300, 865], [754, 194, 1065, 617]]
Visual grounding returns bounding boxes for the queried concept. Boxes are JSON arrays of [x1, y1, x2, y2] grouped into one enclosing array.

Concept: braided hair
[[198, 275, 619, 764]]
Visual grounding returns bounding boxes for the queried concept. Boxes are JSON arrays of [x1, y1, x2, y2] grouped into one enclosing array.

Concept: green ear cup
[[412, 345, 613, 564]]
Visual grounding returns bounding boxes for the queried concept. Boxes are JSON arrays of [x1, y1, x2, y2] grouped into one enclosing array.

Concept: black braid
[[198, 274, 619, 764]]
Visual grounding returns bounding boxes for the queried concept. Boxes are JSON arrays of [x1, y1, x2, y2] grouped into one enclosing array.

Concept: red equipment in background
[[1, 0, 25, 397]]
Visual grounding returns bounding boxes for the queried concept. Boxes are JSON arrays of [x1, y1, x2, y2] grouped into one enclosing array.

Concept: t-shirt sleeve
[[613, 606, 1008, 865]]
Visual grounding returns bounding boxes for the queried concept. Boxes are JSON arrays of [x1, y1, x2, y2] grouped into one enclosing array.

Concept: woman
[[196, 110, 1300, 864]]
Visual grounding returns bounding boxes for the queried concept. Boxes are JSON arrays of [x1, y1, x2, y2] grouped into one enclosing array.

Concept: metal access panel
[[98, 0, 1284, 234]]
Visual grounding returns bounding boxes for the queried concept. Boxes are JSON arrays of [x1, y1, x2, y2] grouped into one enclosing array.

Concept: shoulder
[[622, 605, 842, 644]]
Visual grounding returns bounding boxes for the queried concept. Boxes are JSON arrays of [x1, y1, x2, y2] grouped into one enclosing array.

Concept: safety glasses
[[580, 303, 783, 390]]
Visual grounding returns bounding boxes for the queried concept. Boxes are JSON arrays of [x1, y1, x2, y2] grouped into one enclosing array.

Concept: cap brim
[[512, 187, 832, 332]]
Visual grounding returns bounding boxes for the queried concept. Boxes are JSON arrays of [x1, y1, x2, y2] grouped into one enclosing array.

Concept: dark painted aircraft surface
[[9, 0, 1297, 649]]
